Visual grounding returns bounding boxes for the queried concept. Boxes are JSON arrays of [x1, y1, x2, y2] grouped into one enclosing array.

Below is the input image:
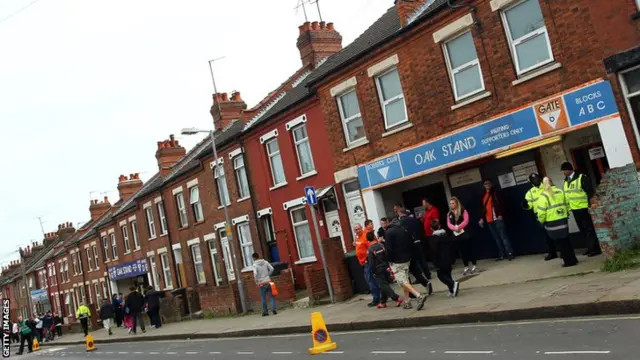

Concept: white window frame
[[206, 239, 223, 286], [101, 281, 108, 300], [443, 30, 486, 101], [147, 256, 161, 290], [157, 201, 168, 235], [79, 284, 86, 304], [94, 283, 101, 305], [233, 156, 250, 200], [59, 263, 64, 282], [619, 64, 640, 153], [236, 222, 255, 269], [71, 253, 79, 275], [262, 215, 276, 245], [501, 0, 554, 75], [290, 206, 316, 262], [337, 89, 366, 146], [637, 0, 640, 10], [265, 138, 286, 186], [160, 253, 173, 289], [85, 248, 93, 271], [92, 245, 99, 270], [190, 186, 206, 222], [110, 233, 118, 259], [214, 166, 230, 207], [176, 192, 189, 228], [101, 236, 110, 262], [190, 244, 206, 284], [291, 123, 316, 176], [131, 221, 141, 249], [121, 225, 131, 253], [145, 206, 157, 239], [374, 67, 409, 130]]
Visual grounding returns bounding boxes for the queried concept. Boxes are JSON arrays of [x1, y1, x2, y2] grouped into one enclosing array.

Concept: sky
[[0, 0, 392, 266]]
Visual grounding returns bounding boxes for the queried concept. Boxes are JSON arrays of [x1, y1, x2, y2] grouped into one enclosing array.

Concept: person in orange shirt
[[354, 220, 380, 307]]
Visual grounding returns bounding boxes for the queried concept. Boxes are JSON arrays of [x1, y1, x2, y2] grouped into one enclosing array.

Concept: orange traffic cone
[[308, 312, 337, 355], [86, 334, 97, 352], [32, 338, 40, 351]]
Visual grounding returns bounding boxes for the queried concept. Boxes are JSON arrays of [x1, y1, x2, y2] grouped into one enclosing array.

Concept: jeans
[[363, 263, 381, 304], [260, 284, 277, 314], [488, 220, 513, 258], [373, 272, 399, 303], [131, 312, 145, 333]]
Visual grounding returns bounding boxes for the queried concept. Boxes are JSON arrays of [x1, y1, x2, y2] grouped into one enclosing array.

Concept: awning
[[315, 185, 335, 199], [494, 136, 563, 159]]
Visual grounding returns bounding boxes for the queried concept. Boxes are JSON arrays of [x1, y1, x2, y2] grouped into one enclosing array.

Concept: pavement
[[14, 315, 640, 359], [32, 253, 640, 346]]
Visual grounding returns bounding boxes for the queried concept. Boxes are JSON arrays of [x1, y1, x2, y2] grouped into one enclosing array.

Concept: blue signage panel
[[563, 81, 618, 126], [30, 289, 48, 303], [358, 80, 619, 189], [108, 259, 148, 281], [305, 186, 318, 206]]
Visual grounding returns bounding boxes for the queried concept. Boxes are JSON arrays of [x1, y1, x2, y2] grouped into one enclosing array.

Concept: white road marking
[[544, 351, 611, 355], [445, 351, 494, 354], [118, 352, 128, 354], [149, 351, 160, 354], [185, 351, 199, 354], [272, 351, 293, 354], [372, 350, 407, 354], [134, 352, 144, 354], [325, 351, 345, 354], [166, 352, 177, 355], [209, 352, 221, 354], [105, 351, 114, 354], [237, 351, 254, 355]]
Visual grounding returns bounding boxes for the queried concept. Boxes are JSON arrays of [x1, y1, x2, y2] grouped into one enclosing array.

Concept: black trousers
[[458, 238, 477, 267], [374, 272, 399, 303], [115, 310, 123, 327], [56, 326, 62, 337], [573, 209, 601, 254], [409, 259, 430, 288], [80, 318, 89, 336], [411, 247, 432, 280], [556, 236, 578, 266], [19, 333, 33, 354], [437, 266, 455, 293], [149, 307, 161, 328], [545, 231, 558, 256], [131, 312, 145, 333]]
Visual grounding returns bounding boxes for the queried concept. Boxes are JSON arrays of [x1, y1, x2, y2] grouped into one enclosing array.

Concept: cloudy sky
[[0, 0, 392, 266]]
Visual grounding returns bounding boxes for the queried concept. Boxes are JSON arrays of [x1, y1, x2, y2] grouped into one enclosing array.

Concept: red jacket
[[422, 206, 440, 237]]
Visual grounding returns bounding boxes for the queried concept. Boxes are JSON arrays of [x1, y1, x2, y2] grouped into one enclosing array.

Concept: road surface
[[13, 315, 640, 359]]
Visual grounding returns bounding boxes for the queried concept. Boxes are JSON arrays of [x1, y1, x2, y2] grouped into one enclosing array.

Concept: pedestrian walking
[[431, 220, 460, 297], [15, 315, 34, 355], [76, 303, 91, 337], [252, 252, 277, 316], [123, 303, 133, 333], [561, 162, 601, 256], [34, 314, 43, 342], [54, 313, 63, 337], [126, 286, 146, 334], [99, 298, 115, 335], [385, 216, 427, 310], [395, 205, 433, 295], [42, 311, 53, 342], [525, 173, 558, 261], [479, 180, 514, 261], [366, 231, 402, 308], [355, 221, 381, 307], [112, 294, 123, 328], [447, 197, 477, 275], [538, 177, 579, 267], [145, 286, 165, 328]]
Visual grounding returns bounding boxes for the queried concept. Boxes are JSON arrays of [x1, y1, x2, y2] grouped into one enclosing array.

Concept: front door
[[219, 230, 236, 281], [346, 195, 366, 231], [325, 211, 345, 252]]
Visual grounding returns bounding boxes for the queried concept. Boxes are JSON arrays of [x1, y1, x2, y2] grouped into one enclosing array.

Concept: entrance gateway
[[354, 79, 634, 257]]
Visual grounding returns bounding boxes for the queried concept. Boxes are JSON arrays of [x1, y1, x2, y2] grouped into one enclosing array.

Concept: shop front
[[107, 258, 150, 297], [31, 289, 50, 314], [357, 79, 635, 259]]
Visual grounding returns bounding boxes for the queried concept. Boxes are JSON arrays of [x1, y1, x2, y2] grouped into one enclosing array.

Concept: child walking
[[431, 220, 460, 297], [366, 231, 403, 308]]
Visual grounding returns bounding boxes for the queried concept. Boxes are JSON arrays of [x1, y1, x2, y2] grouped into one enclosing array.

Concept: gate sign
[[358, 80, 618, 190], [108, 259, 148, 281]]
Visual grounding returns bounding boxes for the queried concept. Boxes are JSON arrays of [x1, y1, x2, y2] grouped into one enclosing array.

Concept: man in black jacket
[[145, 286, 164, 329], [384, 217, 427, 310], [394, 205, 433, 296], [99, 299, 115, 335], [126, 286, 146, 334], [367, 232, 402, 308]]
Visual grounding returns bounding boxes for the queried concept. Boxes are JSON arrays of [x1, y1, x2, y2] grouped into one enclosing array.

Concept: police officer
[[561, 162, 601, 257], [537, 177, 578, 267], [524, 173, 557, 261]]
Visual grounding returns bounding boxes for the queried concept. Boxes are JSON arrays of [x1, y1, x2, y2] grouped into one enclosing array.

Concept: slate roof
[[76, 210, 114, 243]]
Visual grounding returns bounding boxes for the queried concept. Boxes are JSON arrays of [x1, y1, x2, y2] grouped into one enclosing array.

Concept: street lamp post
[[178, 57, 248, 313]]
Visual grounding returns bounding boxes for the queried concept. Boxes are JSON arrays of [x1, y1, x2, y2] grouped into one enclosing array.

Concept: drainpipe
[[238, 137, 269, 261]]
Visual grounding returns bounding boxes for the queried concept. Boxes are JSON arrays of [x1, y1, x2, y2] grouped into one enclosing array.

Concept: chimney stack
[[89, 196, 111, 221], [210, 90, 247, 131], [297, 20, 342, 69], [156, 135, 187, 177], [117, 173, 143, 202], [395, 0, 431, 26]]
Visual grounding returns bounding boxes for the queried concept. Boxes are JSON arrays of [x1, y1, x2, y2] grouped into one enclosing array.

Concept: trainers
[[416, 295, 427, 311], [471, 265, 478, 273], [395, 298, 404, 308], [402, 301, 413, 309], [272, 310, 278, 315], [427, 280, 433, 296], [377, 303, 387, 309], [367, 301, 379, 307], [262, 313, 269, 317], [462, 267, 470, 275], [453, 281, 460, 297]]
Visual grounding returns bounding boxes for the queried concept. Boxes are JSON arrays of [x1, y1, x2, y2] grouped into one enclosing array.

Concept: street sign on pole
[[305, 186, 318, 206], [306, 187, 335, 303]]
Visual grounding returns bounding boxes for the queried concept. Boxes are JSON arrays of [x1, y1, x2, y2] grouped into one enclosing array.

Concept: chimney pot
[[327, 22, 335, 31], [222, 93, 229, 102], [320, 21, 326, 29], [312, 21, 320, 30], [104, 196, 109, 203], [297, 20, 342, 68], [231, 91, 242, 102]]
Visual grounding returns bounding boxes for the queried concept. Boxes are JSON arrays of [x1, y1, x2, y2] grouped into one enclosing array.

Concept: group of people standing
[[97, 286, 165, 336], [12, 312, 64, 355]]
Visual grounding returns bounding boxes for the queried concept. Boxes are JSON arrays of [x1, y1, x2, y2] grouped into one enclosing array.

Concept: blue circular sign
[[314, 329, 328, 343]]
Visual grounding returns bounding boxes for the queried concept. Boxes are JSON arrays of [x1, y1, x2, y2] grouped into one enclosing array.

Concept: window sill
[[294, 256, 318, 265], [194, 220, 207, 227], [179, 225, 190, 230], [160, 232, 168, 237], [241, 267, 254, 273], [451, 91, 492, 110], [237, 196, 251, 203], [112, 257, 119, 261], [296, 170, 318, 181], [381, 122, 413, 138], [343, 139, 370, 153], [124, 251, 131, 255], [163, 287, 174, 291], [512, 63, 562, 86], [217, 205, 230, 210], [148, 236, 157, 241], [133, 248, 142, 252], [269, 182, 288, 191]]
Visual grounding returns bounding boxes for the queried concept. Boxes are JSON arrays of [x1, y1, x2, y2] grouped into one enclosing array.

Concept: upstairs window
[[131, 221, 141, 249], [101, 236, 110, 262], [444, 31, 485, 101], [292, 124, 315, 176], [157, 201, 168, 235], [233, 156, 250, 200], [110, 233, 118, 259], [375, 68, 408, 129], [145, 206, 157, 239], [266, 139, 286, 186], [85, 248, 93, 271], [175, 192, 188, 228], [71, 253, 79, 275], [337, 90, 366, 145], [501, 0, 553, 75], [190, 186, 206, 221], [121, 225, 131, 253], [92, 245, 100, 270]]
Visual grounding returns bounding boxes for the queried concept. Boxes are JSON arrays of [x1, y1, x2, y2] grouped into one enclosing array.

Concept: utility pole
[[35, 216, 46, 237], [20, 251, 32, 318]]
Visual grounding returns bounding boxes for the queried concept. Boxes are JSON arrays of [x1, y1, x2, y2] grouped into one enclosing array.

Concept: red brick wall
[[303, 236, 353, 302], [317, 0, 640, 172], [198, 283, 241, 315], [241, 268, 296, 310], [303, 265, 329, 301]]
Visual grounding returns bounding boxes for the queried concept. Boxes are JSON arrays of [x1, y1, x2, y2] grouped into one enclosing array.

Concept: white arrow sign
[[539, 109, 562, 129], [377, 166, 390, 180]]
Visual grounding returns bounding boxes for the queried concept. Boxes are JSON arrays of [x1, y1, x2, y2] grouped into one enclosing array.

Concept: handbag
[[269, 282, 279, 296]]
